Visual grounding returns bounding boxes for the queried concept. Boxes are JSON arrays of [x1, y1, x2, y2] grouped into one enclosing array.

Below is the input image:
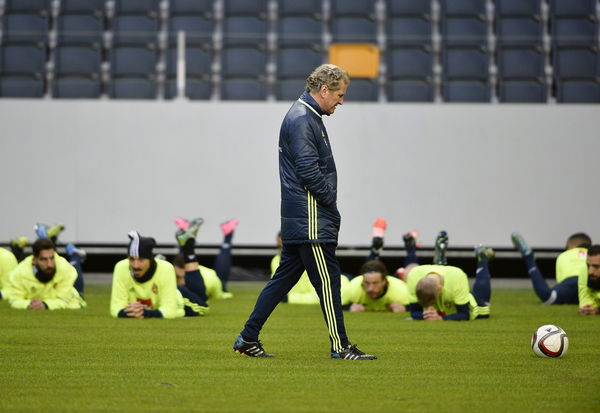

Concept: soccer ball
[[531, 324, 569, 358]]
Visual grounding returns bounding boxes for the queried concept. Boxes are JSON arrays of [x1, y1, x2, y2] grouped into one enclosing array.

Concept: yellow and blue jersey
[[556, 248, 587, 284], [341, 275, 410, 311]]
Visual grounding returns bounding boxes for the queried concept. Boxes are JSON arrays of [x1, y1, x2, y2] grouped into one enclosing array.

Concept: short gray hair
[[305, 64, 350, 93]]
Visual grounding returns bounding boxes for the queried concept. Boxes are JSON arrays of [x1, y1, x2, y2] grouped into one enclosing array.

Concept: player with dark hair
[[578, 244, 600, 316], [233, 64, 376, 360], [512, 232, 591, 305], [405, 231, 495, 321], [3, 238, 86, 310], [110, 227, 208, 319]]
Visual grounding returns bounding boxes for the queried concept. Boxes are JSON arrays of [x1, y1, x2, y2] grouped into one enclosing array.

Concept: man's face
[[33, 249, 56, 278], [320, 81, 348, 115], [129, 257, 151, 278], [362, 272, 387, 299], [588, 254, 600, 279]]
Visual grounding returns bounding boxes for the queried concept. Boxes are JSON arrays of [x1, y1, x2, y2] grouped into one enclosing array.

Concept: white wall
[[0, 100, 598, 248]]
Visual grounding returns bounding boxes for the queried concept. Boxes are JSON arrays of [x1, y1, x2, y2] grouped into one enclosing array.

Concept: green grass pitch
[[1, 282, 599, 412]]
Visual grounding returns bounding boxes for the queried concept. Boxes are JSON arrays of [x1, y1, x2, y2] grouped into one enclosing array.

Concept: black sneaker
[[331, 344, 377, 360], [433, 230, 448, 265], [233, 335, 274, 358]]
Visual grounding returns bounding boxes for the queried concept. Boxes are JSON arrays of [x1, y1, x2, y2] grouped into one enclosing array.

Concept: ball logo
[[531, 324, 569, 358]]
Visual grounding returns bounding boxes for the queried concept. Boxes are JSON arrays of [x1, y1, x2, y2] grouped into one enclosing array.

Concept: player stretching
[[233, 64, 376, 360]]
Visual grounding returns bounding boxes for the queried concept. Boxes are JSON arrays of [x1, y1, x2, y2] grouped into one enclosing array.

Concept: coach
[[233, 64, 376, 360]]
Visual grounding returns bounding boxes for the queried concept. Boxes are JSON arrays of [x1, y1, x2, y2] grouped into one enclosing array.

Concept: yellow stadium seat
[[328, 43, 380, 78]]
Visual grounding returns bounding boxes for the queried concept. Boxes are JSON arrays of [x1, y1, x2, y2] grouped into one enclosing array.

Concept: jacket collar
[[299, 91, 328, 117]]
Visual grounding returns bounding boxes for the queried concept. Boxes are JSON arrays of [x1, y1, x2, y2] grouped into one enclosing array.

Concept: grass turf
[[0, 282, 599, 413]]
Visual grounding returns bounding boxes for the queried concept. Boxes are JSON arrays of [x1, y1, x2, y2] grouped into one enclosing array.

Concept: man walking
[[233, 64, 376, 360]]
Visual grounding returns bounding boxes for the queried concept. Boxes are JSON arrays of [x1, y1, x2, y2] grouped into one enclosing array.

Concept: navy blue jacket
[[279, 91, 341, 244]]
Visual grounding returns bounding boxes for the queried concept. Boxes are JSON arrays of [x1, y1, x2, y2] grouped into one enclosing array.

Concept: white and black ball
[[531, 324, 569, 358]]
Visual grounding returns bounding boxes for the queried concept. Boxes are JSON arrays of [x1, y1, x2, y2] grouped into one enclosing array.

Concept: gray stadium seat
[[222, 17, 268, 48], [495, 0, 541, 17], [109, 78, 157, 99], [385, 0, 431, 17], [223, 0, 268, 16], [386, 17, 432, 48], [346, 79, 378, 102], [57, 15, 104, 46], [0, 75, 44, 97], [53, 77, 102, 98], [2, 14, 49, 45], [443, 49, 489, 80], [498, 80, 547, 102], [331, 0, 375, 17], [387, 80, 434, 102], [278, 0, 321, 18], [553, 49, 599, 79], [166, 48, 212, 78], [556, 81, 600, 103], [60, 0, 105, 16], [496, 17, 543, 48], [169, 0, 214, 17], [221, 48, 267, 78], [165, 79, 212, 100], [277, 17, 322, 49], [442, 17, 487, 47], [275, 79, 306, 101], [497, 48, 545, 79], [4, 0, 51, 15], [549, 0, 596, 17], [551, 18, 598, 48], [331, 17, 377, 43], [440, 0, 486, 17], [277, 48, 323, 79], [110, 47, 157, 77], [221, 79, 267, 100], [112, 15, 159, 47], [443, 80, 491, 102], [387, 48, 433, 79], [0, 45, 46, 75], [113, 0, 159, 16], [54, 46, 102, 76], [168, 16, 214, 46]]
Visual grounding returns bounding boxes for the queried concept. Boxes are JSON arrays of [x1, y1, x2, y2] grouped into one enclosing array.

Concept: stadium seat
[[109, 78, 158, 99], [277, 17, 323, 49], [2, 14, 49, 45], [495, 0, 541, 17], [221, 48, 267, 78], [223, 0, 268, 16], [556, 80, 600, 103], [497, 48, 545, 79], [387, 79, 434, 102], [110, 47, 157, 77], [331, 17, 377, 43], [169, 0, 214, 17], [330, 0, 375, 18], [443, 49, 489, 80], [278, 0, 321, 18], [113, 0, 160, 16], [551, 18, 598, 48], [277, 48, 323, 79], [168, 16, 214, 47], [4, 0, 51, 15], [222, 16, 268, 48], [165, 78, 212, 100], [440, 0, 486, 17], [166, 48, 212, 78], [387, 48, 433, 79], [112, 15, 159, 47], [57, 15, 104, 46], [553, 49, 599, 79], [53, 76, 102, 98], [0, 45, 46, 75], [498, 80, 547, 102], [60, 0, 105, 16], [275, 78, 306, 101], [0, 75, 44, 97], [54, 46, 102, 76], [549, 0, 596, 18], [386, 17, 432, 48], [385, 0, 431, 17], [443, 80, 491, 102], [496, 17, 543, 48], [221, 79, 267, 100], [345, 78, 378, 101], [329, 43, 379, 78], [441, 17, 487, 48]]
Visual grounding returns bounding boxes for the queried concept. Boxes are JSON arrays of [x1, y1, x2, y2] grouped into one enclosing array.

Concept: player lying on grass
[[0, 247, 18, 300], [110, 226, 208, 319], [3, 238, 86, 310], [172, 217, 238, 300], [405, 231, 495, 321], [578, 244, 600, 316], [340, 218, 410, 312], [512, 232, 590, 305]]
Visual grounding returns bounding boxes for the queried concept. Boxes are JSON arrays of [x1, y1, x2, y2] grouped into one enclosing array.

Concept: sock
[[472, 260, 491, 305], [214, 235, 233, 291], [69, 253, 85, 296], [405, 244, 418, 266], [523, 254, 552, 302], [184, 269, 208, 303], [180, 238, 196, 263]]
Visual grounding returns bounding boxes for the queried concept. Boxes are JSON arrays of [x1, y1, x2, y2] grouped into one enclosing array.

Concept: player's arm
[[288, 118, 336, 207], [408, 302, 424, 320], [42, 266, 84, 310], [5, 271, 34, 310], [156, 268, 183, 319], [577, 271, 595, 309], [110, 263, 134, 318], [442, 303, 470, 321]]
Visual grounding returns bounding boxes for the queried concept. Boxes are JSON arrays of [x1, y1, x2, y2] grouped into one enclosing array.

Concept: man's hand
[[423, 306, 442, 321], [388, 303, 406, 313], [578, 305, 599, 316], [124, 302, 145, 319], [27, 299, 46, 310], [350, 303, 366, 312]]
